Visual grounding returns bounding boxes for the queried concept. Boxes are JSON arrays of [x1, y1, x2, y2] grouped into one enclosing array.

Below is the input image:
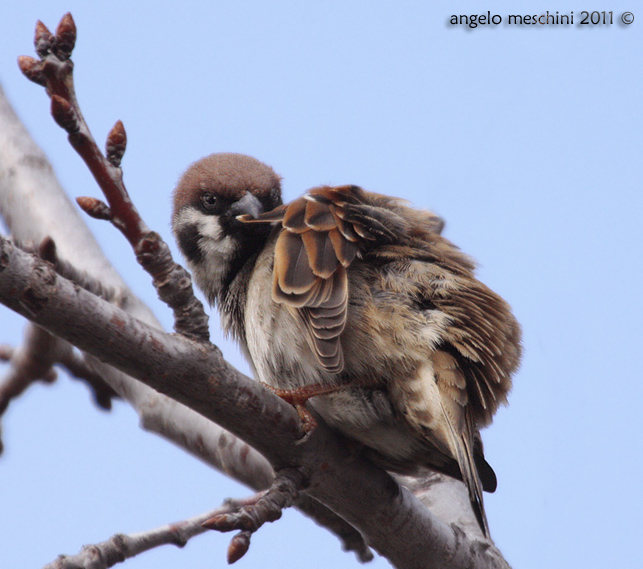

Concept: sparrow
[[171, 152, 522, 536]]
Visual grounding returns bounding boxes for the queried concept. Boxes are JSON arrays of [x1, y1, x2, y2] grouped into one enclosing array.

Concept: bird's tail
[[458, 430, 490, 537], [440, 401, 490, 537]]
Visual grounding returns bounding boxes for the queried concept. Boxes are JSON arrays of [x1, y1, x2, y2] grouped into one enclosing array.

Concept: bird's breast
[[244, 244, 327, 389], [241, 247, 455, 471]]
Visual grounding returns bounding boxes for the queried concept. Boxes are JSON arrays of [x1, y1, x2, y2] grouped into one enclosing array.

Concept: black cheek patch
[[176, 223, 204, 265]]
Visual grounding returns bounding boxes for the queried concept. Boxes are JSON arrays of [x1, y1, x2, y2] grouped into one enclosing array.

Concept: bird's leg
[[265, 382, 347, 433]]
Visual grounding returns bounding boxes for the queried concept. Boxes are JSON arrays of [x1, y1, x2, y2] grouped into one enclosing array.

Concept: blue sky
[[1, 2, 641, 568]]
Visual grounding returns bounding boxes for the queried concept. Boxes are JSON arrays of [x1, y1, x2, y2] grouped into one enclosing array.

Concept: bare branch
[[0, 322, 117, 420], [203, 468, 304, 563], [0, 238, 118, 425], [43, 495, 264, 569], [19, 13, 208, 342], [0, 324, 58, 418], [0, 234, 509, 569], [0, 12, 514, 568], [0, 81, 370, 562]]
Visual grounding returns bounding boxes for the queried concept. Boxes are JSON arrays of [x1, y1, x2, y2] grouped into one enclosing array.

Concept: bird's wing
[[373, 243, 519, 535], [431, 350, 491, 535], [239, 184, 440, 372], [387, 350, 491, 535]]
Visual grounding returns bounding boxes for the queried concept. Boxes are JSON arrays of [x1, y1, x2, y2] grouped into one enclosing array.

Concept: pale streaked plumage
[[172, 153, 522, 537]]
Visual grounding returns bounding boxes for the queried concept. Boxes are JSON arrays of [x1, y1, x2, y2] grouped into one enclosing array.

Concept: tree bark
[[0, 80, 510, 569]]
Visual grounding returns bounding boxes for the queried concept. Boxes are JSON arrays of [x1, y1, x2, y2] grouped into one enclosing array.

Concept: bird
[[171, 152, 522, 537]]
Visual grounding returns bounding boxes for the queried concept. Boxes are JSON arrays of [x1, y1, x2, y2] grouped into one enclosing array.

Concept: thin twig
[[0, 322, 117, 428], [18, 13, 209, 342], [3, 55, 375, 562], [0, 324, 58, 415], [42, 494, 266, 569], [203, 468, 305, 563], [57, 348, 119, 410]]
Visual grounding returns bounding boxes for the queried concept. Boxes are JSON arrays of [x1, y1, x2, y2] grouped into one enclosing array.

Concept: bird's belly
[[244, 248, 330, 389], [244, 301, 326, 389], [312, 389, 430, 467], [244, 293, 426, 468], [243, 249, 438, 471]]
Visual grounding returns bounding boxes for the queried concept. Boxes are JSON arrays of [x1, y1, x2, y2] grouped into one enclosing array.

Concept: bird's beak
[[230, 192, 263, 220]]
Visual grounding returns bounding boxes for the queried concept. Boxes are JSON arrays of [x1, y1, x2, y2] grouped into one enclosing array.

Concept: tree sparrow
[[172, 153, 522, 536]]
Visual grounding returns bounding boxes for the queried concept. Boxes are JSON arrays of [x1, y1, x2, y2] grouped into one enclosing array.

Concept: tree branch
[[43, 494, 266, 569], [0, 324, 58, 417], [0, 81, 369, 563], [0, 218, 508, 569], [0, 12, 513, 568]]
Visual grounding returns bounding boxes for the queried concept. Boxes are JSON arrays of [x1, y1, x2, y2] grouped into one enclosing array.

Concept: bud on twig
[[38, 237, 58, 264], [53, 13, 77, 61], [34, 20, 53, 57], [50, 95, 80, 134], [17, 56, 46, 86], [227, 531, 251, 564], [76, 197, 113, 221], [106, 121, 127, 167]]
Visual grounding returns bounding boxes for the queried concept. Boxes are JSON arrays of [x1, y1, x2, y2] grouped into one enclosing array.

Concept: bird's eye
[[201, 193, 218, 210]]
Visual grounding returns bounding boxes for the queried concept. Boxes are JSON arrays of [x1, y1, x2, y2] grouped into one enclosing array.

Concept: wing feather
[[238, 182, 519, 537], [241, 184, 424, 373], [274, 231, 316, 294], [301, 230, 339, 278]]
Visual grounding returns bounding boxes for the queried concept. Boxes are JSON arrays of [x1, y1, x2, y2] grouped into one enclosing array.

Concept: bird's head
[[171, 152, 282, 303]]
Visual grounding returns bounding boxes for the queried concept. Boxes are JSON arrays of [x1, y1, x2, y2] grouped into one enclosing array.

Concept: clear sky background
[[1, 2, 641, 568]]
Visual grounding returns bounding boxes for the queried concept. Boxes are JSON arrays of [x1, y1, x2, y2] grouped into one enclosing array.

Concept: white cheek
[[175, 208, 228, 244], [177, 210, 240, 299], [196, 215, 224, 241], [198, 218, 239, 286], [174, 208, 209, 233]]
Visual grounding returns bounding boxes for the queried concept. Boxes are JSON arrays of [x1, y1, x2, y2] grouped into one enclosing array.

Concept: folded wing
[[240, 184, 427, 372]]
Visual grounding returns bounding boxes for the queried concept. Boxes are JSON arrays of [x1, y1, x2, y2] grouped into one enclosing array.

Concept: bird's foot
[[264, 382, 346, 433]]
